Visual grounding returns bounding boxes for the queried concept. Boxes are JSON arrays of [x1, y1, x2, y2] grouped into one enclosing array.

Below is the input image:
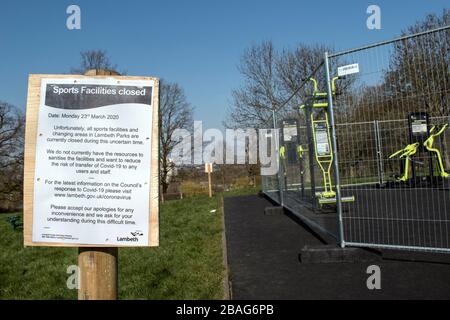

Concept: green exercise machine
[[300, 77, 355, 207], [388, 142, 420, 182], [424, 124, 450, 178], [388, 112, 449, 186]]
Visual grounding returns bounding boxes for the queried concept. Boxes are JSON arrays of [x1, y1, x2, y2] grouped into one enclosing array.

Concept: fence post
[[374, 120, 384, 186], [324, 52, 345, 248], [78, 69, 119, 300], [272, 109, 284, 206]]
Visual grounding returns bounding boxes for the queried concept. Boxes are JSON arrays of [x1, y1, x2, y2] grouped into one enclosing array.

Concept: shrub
[[181, 181, 208, 197]]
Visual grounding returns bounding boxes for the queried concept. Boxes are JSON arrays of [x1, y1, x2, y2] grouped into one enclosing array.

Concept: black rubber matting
[[224, 193, 450, 299], [280, 185, 450, 250]]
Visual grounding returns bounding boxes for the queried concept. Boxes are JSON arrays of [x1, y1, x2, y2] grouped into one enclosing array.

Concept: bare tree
[[71, 50, 121, 74], [225, 42, 331, 185], [226, 41, 285, 129], [386, 9, 449, 118], [277, 44, 329, 105], [226, 42, 342, 128], [0, 102, 24, 211], [159, 80, 194, 194]]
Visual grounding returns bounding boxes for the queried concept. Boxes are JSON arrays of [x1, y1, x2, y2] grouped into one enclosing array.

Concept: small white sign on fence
[[337, 63, 359, 77]]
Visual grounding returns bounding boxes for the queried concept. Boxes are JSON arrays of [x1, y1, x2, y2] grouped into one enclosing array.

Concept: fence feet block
[[299, 245, 381, 264], [382, 250, 450, 264]]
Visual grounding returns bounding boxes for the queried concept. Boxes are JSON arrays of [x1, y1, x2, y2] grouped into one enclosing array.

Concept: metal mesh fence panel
[[261, 112, 281, 204], [327, 26, 450, 251], [272, 62, 342, 239], [260, 26, 450, 252]]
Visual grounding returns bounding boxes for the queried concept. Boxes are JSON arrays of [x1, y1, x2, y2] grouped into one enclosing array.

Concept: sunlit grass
[[0, 187, 259, 299]]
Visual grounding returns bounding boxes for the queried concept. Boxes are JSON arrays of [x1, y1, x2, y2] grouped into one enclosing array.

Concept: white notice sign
[[283, 126, 297, 142], [316, 132, 330, 156], [314, 122, 331, 156], [337, 63, 359, 77], [32, 78, 154, 246]]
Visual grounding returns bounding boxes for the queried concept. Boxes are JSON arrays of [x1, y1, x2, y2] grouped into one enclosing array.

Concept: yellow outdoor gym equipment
[[311, 113, 336, 202], [280, 145, 286, 160], [279, 145, 288, 189], [301, 77, 355, 205], [424, 124, 450, 178], [280, 145, 287, 176], [297, 145, 305, 159], [388, 142, 420, 182], [389, 123, 449, 182], [297, 145, 305, 176]]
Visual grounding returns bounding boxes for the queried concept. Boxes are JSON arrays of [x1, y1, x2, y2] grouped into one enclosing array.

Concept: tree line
[[0, 10, 448, 209]]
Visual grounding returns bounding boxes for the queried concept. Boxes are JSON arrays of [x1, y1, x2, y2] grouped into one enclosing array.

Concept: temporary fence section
[[261, 25, 450, 252], [261, 112, 282, 205]]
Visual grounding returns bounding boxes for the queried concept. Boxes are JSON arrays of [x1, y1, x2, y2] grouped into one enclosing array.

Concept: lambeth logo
[[117, 236, 139, 242], [117, 231, 143, 242]]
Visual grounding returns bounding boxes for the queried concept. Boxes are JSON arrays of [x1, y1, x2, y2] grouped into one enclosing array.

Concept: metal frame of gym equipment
[[385, 112, 450, 189], [299, 77, 355, 209]]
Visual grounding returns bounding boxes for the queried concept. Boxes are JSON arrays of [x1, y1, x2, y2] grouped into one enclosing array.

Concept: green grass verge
[[0, 187, 260, 300]]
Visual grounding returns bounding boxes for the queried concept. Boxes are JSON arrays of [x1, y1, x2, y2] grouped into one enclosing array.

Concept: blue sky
[[0, 0, 448, 129]]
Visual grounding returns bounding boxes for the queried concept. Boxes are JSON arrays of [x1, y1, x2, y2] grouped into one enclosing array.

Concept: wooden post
[[78, 69, 120, 300], [208, 171, 212, 198], [78, 247, 118, 300], [205, 163, 213, 198]]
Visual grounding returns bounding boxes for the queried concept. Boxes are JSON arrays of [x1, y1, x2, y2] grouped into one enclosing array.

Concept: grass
[[0, 186, 259, 300]]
